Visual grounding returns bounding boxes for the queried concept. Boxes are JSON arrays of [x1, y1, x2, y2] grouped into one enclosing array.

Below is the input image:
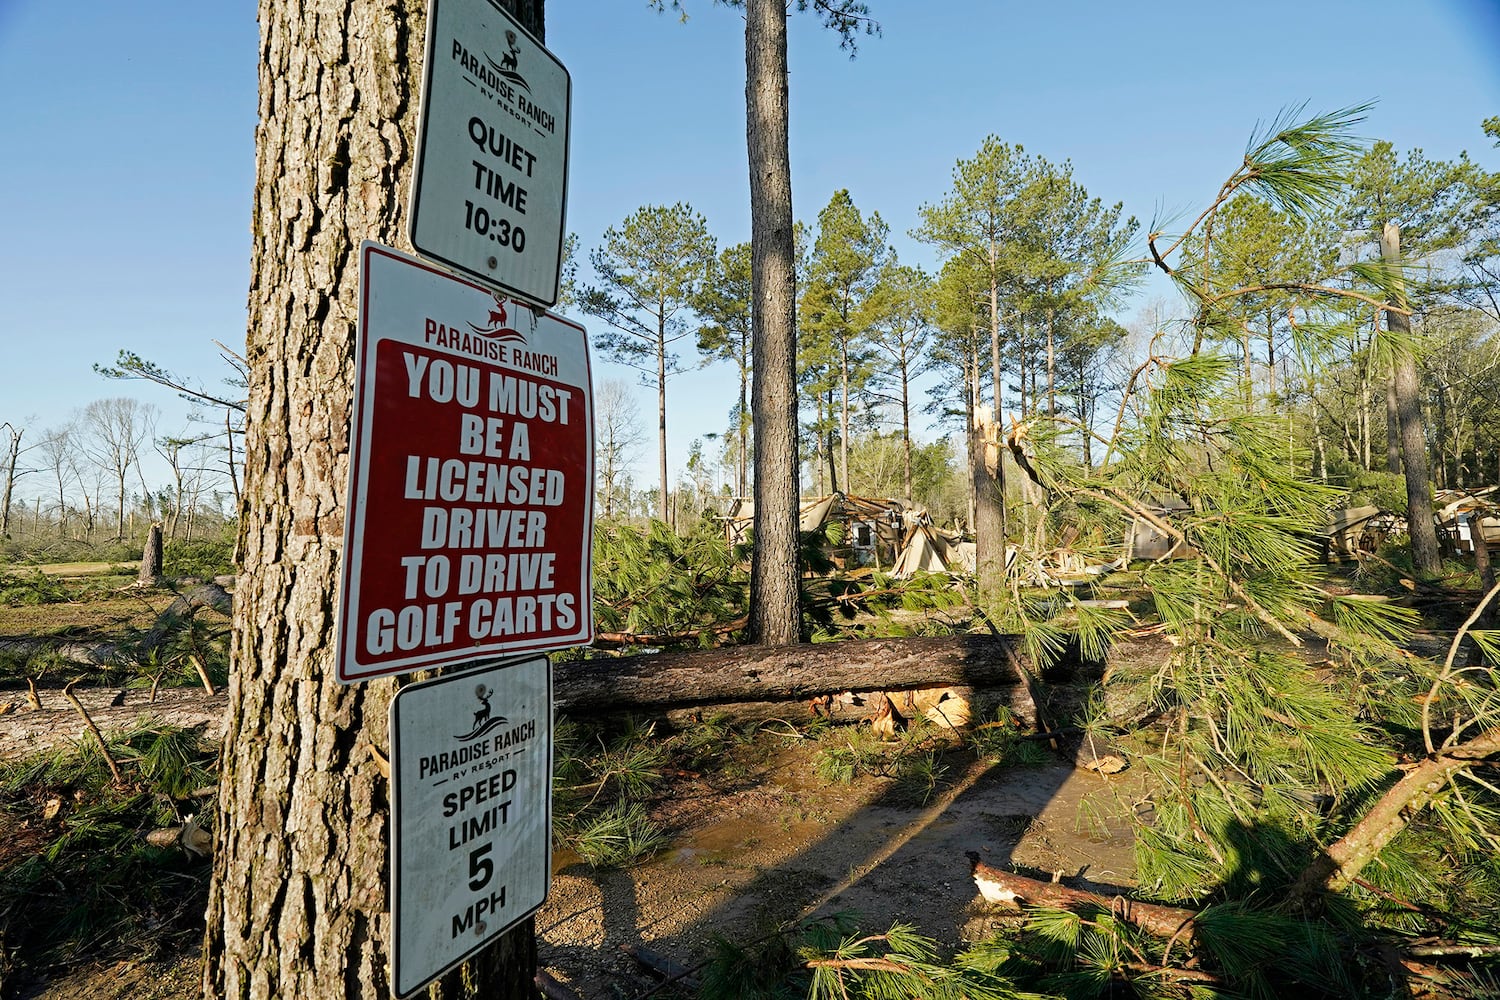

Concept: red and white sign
[[337, 242, 593, 684]]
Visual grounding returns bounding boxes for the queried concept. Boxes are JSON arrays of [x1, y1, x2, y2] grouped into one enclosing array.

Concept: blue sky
[[1, 0, 1497, 497]]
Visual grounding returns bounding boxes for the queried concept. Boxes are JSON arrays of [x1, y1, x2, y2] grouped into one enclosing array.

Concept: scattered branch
[[61, 679, 124, 785]]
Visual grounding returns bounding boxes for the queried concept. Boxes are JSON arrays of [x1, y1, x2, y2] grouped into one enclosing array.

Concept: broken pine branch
[[61, 678, 123, 785]]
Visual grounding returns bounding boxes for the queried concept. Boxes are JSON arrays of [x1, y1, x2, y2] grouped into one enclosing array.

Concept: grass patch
[[552, 717, 670, 869], [813, 721, 954, 807], [562, 801, 669, 868], [0, 724, 218, 979], [967, 707, 1051, 767]]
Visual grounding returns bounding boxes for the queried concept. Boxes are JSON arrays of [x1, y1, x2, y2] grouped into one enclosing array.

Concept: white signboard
[[337, 241, 594, 684], [390, 655, 552, 998], [410, 0, 570, 305]]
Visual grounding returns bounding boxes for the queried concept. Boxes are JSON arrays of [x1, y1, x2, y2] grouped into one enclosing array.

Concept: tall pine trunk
[[977, 258, 1007, 610], [657, 314, 670, 524], [1385, 378, 1401, 475], [737, 351, 750, 497], [206, 2, 542, 996], [746, 0, 800, 645], [0, 425, 20, 539], [839, 337, 850, 495], [899, 360, 913, 502], [1383, 223, 1441, 577]]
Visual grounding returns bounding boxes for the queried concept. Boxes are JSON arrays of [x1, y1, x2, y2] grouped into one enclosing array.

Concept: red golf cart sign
[[337, 242, 594, 683]]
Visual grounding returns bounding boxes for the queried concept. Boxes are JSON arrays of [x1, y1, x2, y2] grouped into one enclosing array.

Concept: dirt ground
[[536, 742, 1137, 996], [8, 729, 1134, 1000], [3, 565, 1138, 998]]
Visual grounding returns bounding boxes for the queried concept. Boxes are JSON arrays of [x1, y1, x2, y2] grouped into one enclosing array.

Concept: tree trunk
[[737, 354, 750, 497], [976, 261, 1007, 608], [138, 522, 163, 586], [224, 406, 241, 508], [746, 0, 801, 646], [839, 336, 850, 494], [900, 361, 913, 502], [1385, 377, 1401, 475], [657, 316, 670, 525], [0, 425, 21, 538], [1434, 381, 1450, 490], [554, 635, 1035, 714], [115, 468, 127, 541], [1475, 521, 1496, 625], [1045, 307, 1056, 416], [1383, 224, 1441, 577], [205, 2, 543, 997], [967, 334, 979, 533], [973, 408, 1007, 611]]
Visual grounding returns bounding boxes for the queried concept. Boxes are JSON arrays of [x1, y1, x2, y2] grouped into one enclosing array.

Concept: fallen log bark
[[969, 854, 1200, 941], [553, 635, 1035, 716], [0, 686, 229, 760]]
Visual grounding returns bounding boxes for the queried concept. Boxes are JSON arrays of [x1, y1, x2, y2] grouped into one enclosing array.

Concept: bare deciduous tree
[[78, 398, 156, 541], [595, 378, 646, 519]]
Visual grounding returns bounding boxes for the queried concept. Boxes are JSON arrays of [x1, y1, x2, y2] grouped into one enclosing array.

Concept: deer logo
[[468, 294, 526, 342], [472, 684, 494, 729], [501, 30, 520, 72], [456, 684, 507, 741]]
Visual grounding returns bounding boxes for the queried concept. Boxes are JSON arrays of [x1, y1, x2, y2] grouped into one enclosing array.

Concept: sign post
[[409, 0, 570, 305], [389, 655, 552, 998], [337, 241, 594, 684]]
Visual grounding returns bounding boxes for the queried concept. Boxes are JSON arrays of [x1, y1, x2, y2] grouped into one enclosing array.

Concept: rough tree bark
[[205, 2, 543, 997], [1383, 223, 1441, 577], [746, 0, 801, 646], [139, 522, 164, 586], [973, 408, 1007, 611], [554, 635, 1036, 713]]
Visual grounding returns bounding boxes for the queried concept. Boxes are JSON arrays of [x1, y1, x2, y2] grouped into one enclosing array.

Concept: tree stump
[[138, 522, 164, 587]]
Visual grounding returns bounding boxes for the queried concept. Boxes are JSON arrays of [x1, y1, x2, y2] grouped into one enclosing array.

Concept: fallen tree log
[[0, 634, 1172, 757], [553, 635, 1039, 718], [969, 853, 1200, 941], [660, 683, 998, 730], [0, 686, 229, 760], [0, 580, 234, 668]]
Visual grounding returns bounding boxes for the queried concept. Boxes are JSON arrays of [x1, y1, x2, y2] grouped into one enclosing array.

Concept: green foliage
[[162, 538, 235, 578], [564, 801, 668, 869], [701, 914, 1039, 1000], [1339, 469, 1409, 514], [0, 569, 68, 605], [552, 718, 670, 869], [0, 725, 218, 976], [968, 708, 1051, 768], [592, 517, 747, 646], [812, 720, 952, 806]]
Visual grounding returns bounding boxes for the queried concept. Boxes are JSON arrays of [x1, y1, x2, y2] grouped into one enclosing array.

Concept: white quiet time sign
[[389, 655, 552, 998], [409, 0, 570, 305]]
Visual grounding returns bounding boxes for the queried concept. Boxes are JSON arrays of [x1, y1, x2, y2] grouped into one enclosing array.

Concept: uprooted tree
[[975, 106, 1500, 993], [681, 106, 1500, 1000]]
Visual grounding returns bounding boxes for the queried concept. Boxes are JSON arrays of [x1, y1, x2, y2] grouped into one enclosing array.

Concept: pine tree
[[581, 203, 716, 525], [208, 1, 546, 995]]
